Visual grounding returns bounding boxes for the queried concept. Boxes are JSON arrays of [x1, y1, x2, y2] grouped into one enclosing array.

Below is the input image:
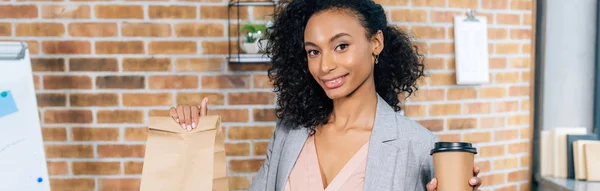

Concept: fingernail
[[470, 178, 476, 184], [192, 122, 196, 129], [204, 97, 208, 104], [176, 118, 179, 123], [187, 125, 191, 130], [180, 124, 184, 129]]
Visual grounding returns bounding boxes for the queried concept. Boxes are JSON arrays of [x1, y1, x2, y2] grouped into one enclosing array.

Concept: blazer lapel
[[275, 127, 309, 191], [364, 95, 409, 190]]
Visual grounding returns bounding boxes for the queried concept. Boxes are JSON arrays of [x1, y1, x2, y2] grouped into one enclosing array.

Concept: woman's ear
[[371, 30, 384, 55]]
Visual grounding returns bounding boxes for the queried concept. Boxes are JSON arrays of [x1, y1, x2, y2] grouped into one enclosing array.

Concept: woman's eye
[[307, 50, 320, 56], [335, 44, 349, 51]]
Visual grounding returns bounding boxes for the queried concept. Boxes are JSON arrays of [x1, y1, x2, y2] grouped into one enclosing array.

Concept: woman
[[170, 0, 482, 190]]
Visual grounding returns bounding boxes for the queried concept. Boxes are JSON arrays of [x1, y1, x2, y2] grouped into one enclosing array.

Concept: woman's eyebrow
[[304, 33, 352, 47]]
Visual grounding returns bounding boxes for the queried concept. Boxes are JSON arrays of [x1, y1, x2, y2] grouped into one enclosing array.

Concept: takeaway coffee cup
[[430, 142, 478, 191]]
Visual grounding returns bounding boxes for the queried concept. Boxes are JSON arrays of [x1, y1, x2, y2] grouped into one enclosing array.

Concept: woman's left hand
[[426, 166, 482, 191]]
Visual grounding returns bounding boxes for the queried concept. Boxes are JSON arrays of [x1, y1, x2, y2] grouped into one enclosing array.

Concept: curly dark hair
[[264, 0, 425, 131]]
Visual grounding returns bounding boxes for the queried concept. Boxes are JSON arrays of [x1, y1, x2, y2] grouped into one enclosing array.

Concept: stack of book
[[540, 127, 599, 181]]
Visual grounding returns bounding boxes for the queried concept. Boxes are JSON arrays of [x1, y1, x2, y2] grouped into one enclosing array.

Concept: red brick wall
[[0, 0, 534, 190]]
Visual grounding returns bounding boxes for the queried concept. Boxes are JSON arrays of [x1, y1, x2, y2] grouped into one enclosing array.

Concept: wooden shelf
[[228, 54, 271, 63]]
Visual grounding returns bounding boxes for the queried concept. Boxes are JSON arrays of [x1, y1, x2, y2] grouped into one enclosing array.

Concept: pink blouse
[[285, 136, 369, 191]]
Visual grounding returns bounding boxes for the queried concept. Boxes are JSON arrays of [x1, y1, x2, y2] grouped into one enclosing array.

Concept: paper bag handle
[[148, 115, 222, 134]]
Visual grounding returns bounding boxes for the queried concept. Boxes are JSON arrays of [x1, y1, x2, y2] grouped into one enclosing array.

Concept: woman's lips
[[322, 74, 349, 89]]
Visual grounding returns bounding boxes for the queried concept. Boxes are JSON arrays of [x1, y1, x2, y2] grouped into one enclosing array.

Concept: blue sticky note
[[0, 90, 18, 118]]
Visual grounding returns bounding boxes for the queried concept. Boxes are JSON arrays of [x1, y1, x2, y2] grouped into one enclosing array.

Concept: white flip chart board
[[454, 15, 490, 85], [0, 42, 50, 191]]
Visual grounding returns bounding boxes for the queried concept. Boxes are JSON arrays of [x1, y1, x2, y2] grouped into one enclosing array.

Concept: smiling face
[[304, 9, 383, 100]]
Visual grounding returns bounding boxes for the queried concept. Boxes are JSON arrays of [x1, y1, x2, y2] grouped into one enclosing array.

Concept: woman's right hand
[[169, 97, 209, 131]]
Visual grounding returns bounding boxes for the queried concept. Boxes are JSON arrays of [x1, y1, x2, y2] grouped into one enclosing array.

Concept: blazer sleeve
[[248, 119, 281, 191], [417, 136, 439, 190]]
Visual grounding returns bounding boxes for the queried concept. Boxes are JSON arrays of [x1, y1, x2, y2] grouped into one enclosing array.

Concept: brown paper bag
[[140, 115, 229, 191]]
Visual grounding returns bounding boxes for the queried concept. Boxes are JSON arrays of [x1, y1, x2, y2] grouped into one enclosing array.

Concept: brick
[[480, 173, 506, 187], [225, 143, 250, 156], [253, 74, 272, 89], [374, 0, 408, 5], [201, 41, 230, 54], [0, 5, 37, 18], [411, 89, 444, 101], [431, 11, 460, 23], [149, 110, 170, 117], [495, 43, 520, 54], [44, 76, 92, 89], [479, 145, 505, 157], [229, 92, 275, 105], [475, 160, 491, 173], [96, 41, 144, 54], [447, 118, 477, 130], [521, 71, 531, 82], [509, 142, 530, 154], [481, 0, 508, 9], [44, 110, 93, 123], [175, 58, 223, 72], [229, 159, 263, 173], [508, 169, 529, 182], [496, 14, 520, 25], [95, 5, 144, 19], [99, 178, 140, 191], [229, 63, 271, 72], [200, 6, 248, 19], [423, 58, 445, 69], [403, 105, 426, 117], [463, 132, 491, 143], [25, 40, 39, 54], [524, 13, 533, 25], [33, 76, 40, 90], [98, 144, 145, 158], [125, 128, 147, 141], [411, 26, 445, 39], [229, 126, 273, 140], [508, 114, 529, 125], [511, 0, 532, 10], [16, 23, 64, 37], [149, 41, 196, 54], [69, 23, 117, 37], [42, 5, 90, 19], [509, 57, 531, 68], [429, 43, 454, 54], [428, 73, 455, 85], [42, 41, 91, 54], [71, 127, 119, 141], [124, 161, 143, 174], [520, 183, 531, 191], [520, 99, 530, 111], [42, 127, 67, 141], [73, 161, 121, 175], [254, 108, 276, 122], [489, 58, 507, 68], [149, 5, 195, 19], [521, 126, 532, 139], [417, 119, 443, 132], [70, 58, 118, 71], [447, 88, 476, 100], [449, 0, 478, 8], [176, 92, 225, 105], [50, 179, 95, 191], [122, 23, 171, 37], [175, 23, 224, 37], [480, 87, 506, 98], [123, 93, 172, 106], [495, 72, 520, 84], [520, 155, 531, 167], [494, 101, 519, 112], [202, 75, 250, 89], [47, 161, 68, 175], [437, 134, 461, 142], [488, 28, 508, 39], [36, 93, 66, 107], [45, 145, 93, 158], [464, 102, 491, 114], [0, 23, 10, 36], [412, 0, 445, 7], [495, 129, 519, 141], [149, 75, 198, 89], [71, 93, 118, 106], [252, 6, 275, 20], [429, 104, 461, 116], [98, 110, 144, 123], [123, 58, 171, 71], [254, 142, 269, 155], [510, 29, 532, 39], [391, 9, 427, 22], [96, 76, 145, 89], [229, 176, 251, 190]]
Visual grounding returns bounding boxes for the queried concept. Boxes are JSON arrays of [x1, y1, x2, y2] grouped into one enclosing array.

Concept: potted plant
[[240, 22, 267, 54]]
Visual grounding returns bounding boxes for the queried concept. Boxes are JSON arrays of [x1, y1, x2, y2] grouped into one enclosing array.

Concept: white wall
[[541, 0, 597, 132]]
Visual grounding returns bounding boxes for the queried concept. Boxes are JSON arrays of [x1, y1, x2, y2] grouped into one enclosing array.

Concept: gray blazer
[[249, 95, 440, 191]]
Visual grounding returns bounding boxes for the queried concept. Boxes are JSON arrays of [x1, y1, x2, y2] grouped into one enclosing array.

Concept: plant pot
[[241, 42, 260, 54]]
